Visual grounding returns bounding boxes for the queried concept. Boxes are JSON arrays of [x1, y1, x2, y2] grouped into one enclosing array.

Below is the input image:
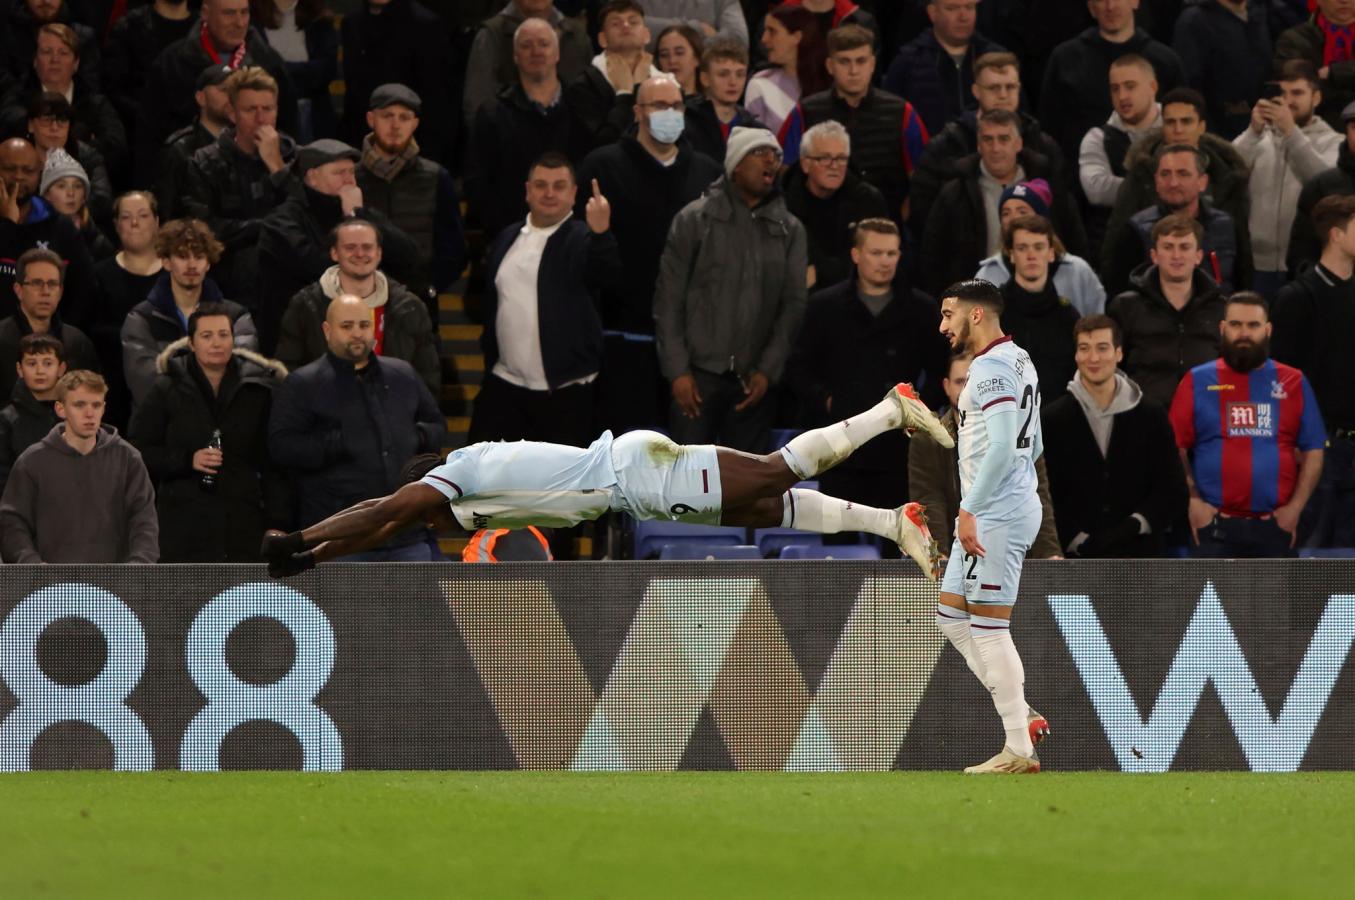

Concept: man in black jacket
[[0, 137, 97, 324], [1042, 313, 1186, 557], [0, 248, 99, 401], [565, 0, 657, 153], [782, 119, 889, 291], [136, 0, 297, 174], [127, 302, 290, 562], [155, 64, 233, 218], [997, 215, 1080, 402], [269, 293, 446, 561], [785, 217, 948, 509], [103, 0, 196, 142], [356, 83, 466, 316], [471, 153, 621, 448], [340, 0, 456, 165], [920, 110, 1085, 295], [1, 0, 102, 96], [909, 51, 1064, 237], [1106, 214, 1226, 408], [1039, 0, 1184, 162], [1289, 104, 1355, 274], [0, 332, 64, 494], [682, 39, 765, 164], [276, 219, 440, 397], [181, 67, 297, 302], [256, 139, 419, 355], [576, 75, 722, 433], [1274, 194, 1355, 547]]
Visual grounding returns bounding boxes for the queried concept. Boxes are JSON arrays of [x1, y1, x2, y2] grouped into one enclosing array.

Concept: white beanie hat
[[40, 147, 89, 196], [724, 126, 782, 178]]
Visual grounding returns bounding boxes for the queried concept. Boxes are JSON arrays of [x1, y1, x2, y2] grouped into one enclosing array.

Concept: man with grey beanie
[[654, 125, 807, 452]]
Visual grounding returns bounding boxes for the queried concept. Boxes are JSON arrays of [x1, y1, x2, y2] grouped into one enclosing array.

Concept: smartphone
[[1262, 81, 1283, 100]]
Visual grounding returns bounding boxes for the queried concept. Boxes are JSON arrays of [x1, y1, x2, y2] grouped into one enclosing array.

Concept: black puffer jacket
[[102, 3, 196, 133], [155, 121, 217, 218], [127, 340, 290, 561], [1106, 265, 1226, 408]]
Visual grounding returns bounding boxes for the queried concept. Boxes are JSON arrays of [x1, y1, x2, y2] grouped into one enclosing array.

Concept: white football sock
[[779, 396, 901, 479], [781, 489, 895, 538], [972, 623, 1034, 758], [935, 603, 987, 683]]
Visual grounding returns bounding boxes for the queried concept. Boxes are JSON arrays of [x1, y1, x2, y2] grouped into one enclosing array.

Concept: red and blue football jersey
[[1170, 359, 1326, 515]]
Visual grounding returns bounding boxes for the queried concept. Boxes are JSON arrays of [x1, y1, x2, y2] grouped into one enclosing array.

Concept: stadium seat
[[780, 544, 881, 560], [753, 528, 823, 557], [632, 518, 746, 559], [1299, 548, 1355, 559], [659, 544, 763, 560], [768, 428, 801, 454]]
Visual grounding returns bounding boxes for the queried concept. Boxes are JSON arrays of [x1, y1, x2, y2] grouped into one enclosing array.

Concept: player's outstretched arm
[[262, 483, 447, 575]]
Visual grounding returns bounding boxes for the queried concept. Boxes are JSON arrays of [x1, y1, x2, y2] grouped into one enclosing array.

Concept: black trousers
[[667, 368, 775, 454], [467, 373, 597, 448]]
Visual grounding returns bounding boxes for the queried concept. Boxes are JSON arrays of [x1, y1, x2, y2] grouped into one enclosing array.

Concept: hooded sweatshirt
[[1066, 369, 1142, 457], [0, 423, 159, 563]]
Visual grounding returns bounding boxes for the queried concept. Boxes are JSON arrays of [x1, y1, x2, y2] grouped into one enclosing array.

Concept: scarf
[[199, 22, 248, 69], [361, 133, 420, 183], [1317, 12, 1355, 66]]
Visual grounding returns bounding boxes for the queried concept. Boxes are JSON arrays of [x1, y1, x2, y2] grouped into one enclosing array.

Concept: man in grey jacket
[[654, 126, 807, 452], [0, 369, 158, 563], [1232, 60, 1340, 299]]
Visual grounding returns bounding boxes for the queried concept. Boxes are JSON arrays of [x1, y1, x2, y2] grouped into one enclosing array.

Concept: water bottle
[[201, 429, 222, 493]]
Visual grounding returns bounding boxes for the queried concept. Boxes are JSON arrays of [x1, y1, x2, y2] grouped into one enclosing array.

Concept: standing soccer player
[[935, 280, 1049, 774]]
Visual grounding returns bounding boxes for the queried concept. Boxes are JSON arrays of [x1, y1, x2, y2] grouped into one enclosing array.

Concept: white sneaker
[[963, 746, 1041, 774], [889, 383, 953, 448], [896, 502, 939, 581], [1028, 707, 1051, 746]]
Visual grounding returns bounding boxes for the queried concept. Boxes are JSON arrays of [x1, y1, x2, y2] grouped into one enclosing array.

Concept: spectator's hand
[[338, 184, 364, 217], [0, 178, 19, 224], [734, 371, 769, 411], [697, 21, 717, 37], [192, 447, 223, 474], [1320, 66, 1331, 81], [585, 179, 611, 233], [257, 125, 285, 173], [1046, 554, 1064, 560], [1249, 100, 1271, 134], [1273, 502, 1302, 546], [957, 508, 985, 558], [672, 373, 702, 418], [806, 264, 817, 288], [1266, 98, 1296, 135], [1188, 496, 1217, 545]]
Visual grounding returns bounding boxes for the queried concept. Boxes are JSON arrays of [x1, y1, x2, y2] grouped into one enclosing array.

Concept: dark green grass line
[[1, 773, 1353, 900]]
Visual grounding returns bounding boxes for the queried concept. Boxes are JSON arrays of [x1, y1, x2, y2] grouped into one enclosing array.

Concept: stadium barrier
[[2, 561, 1353, 772]]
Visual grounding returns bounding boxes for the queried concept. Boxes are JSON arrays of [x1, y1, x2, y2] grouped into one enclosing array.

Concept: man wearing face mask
[[1171, 292, 1326, 558], [654, 126, 807, 452], [577, 74, 722, 434]]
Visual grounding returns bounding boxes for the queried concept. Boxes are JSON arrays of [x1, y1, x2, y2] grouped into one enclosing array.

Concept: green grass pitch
[[2, 772, 1353, 899]]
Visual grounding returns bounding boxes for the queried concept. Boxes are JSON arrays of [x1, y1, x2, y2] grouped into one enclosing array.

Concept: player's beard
[[953, 316, 972, 352], [1222, 336, 1269, 372]]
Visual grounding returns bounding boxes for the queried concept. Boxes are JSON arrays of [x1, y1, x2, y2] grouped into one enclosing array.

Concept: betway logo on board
[[1049, 583, 1355, 772]]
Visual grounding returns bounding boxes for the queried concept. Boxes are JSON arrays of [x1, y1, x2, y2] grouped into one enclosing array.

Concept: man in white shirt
[[467, 151, 621, 450]]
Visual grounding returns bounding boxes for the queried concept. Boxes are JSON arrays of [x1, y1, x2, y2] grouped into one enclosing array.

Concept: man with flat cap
[[356, 83, 465, 321], [255, 138, 419, 355]]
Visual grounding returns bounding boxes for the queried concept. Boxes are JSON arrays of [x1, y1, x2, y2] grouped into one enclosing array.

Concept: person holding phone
[[1232, 59, 1341, 298]]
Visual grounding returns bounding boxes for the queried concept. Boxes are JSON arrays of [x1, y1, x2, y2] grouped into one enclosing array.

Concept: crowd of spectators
[[0, 0, 1350, 563]]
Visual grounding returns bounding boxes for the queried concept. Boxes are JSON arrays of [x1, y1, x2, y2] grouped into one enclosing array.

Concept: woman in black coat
[[128, 307, 291, 562]]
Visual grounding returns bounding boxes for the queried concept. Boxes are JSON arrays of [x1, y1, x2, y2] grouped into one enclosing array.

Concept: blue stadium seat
[[780, 544, 881, 560], [753, 528, 823, 557], [659, 544, 763, 560], [632, 518, 745, 559], [1299, 548, 1355, 559], [768, 428, 801, 454]]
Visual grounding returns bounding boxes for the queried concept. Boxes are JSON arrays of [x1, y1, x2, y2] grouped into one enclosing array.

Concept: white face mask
[[648, 108, 686, 144]]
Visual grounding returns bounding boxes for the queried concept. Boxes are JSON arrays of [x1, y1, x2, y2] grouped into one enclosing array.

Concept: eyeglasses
[[806, 154, 850, 166], [21, 280, 61, 291]]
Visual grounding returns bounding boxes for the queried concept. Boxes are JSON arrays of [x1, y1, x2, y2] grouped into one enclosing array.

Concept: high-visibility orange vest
[[462, 526, 554, 562]]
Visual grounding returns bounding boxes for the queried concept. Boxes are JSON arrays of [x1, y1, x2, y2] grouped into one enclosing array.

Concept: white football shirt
[[956, 336, 1041, 519]]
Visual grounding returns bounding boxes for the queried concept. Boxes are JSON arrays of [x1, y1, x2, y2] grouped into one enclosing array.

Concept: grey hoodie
[[1066, 369, 1142, 458], [0, 423, 159, 563]]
